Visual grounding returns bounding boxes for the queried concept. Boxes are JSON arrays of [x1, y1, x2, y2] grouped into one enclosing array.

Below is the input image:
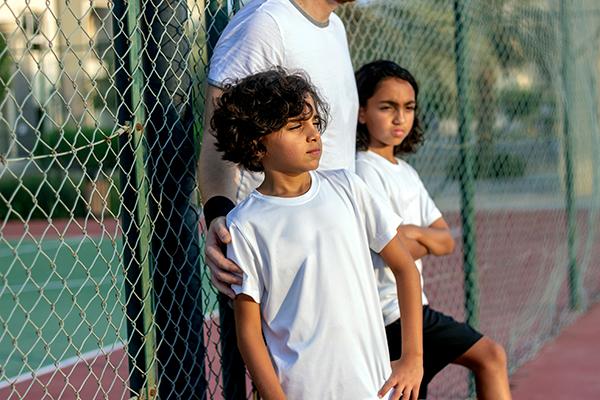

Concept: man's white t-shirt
[[356, 151, 443, 325], [208, 0, 359, 202], [227, 170, 401, 400]]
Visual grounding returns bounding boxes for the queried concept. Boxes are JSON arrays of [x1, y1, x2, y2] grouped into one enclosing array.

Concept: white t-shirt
[[228, 169, 401, 400], [356, 151, 443, 325], [208, 0, 359, 202]]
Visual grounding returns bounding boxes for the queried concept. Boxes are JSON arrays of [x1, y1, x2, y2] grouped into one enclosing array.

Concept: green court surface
[[0, 235, 216, 381]]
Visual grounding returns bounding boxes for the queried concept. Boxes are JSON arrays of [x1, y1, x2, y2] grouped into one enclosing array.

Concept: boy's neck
[[258, 170, 313, 197], [292, 0, 338, 24]]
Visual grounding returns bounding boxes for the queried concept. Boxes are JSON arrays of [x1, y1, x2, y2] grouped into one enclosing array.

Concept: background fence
[[0, 0, 598, 399]]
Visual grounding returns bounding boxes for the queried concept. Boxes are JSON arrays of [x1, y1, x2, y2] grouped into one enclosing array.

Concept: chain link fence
[[0, 0, 598, 399]]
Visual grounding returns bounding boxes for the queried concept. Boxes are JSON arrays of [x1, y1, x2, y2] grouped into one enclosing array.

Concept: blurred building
[[0, 0, 112, 157]]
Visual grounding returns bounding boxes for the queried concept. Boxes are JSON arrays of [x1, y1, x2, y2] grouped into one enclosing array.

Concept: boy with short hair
[[211, 68, 423, 400]]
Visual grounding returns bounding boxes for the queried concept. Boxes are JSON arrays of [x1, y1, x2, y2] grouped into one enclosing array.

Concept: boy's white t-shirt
[[356, 151, 443, 325], [228, 169, 401, 400], [208, 0, 359, 202]]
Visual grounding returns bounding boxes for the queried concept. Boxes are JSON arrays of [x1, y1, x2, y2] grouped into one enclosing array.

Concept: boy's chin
[[308, 160, 321, 171]]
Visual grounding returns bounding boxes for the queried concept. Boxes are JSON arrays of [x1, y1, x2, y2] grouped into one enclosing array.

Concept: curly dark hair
[[211, 68, 329, 172], [355, 60, 424, 155]]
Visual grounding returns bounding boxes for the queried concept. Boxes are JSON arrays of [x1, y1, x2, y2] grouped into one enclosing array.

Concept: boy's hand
[[205, 217, 243, 298], [378, 355, 423, 400]]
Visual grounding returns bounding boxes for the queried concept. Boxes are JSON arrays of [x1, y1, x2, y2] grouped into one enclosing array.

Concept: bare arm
[[377, 234, 424, 400], [199, 84, 243, 297], [234, 295, 286, 400], [397, 217, 455, 257], [396, 228, 428, 260]]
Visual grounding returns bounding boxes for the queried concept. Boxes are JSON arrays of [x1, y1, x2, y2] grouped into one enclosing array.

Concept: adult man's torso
[[208, 0, 359, 202]]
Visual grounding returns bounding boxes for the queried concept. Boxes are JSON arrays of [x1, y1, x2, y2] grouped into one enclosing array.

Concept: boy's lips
[[307, 148, 321, 156]]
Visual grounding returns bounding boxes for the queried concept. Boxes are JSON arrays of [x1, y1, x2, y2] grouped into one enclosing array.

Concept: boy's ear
[[358, 107, 366, 124], [257, 138, 268, 160]]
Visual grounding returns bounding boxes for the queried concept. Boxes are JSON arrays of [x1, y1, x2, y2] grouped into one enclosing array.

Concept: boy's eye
[[313, 117, 323, 129], [289, 123, 302, 130]]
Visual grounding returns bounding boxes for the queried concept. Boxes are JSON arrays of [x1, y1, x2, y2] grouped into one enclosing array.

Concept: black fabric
[[385, 305, 483, 399], [203, 195, 235, 228]]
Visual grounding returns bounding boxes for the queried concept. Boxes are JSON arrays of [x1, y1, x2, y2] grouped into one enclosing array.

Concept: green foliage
[[0, 33, 12, 101], [498, 87, 543, 119], [0, 172, 121, 221], [0, 173, 86, 220], [448, 150, 526, 180], [34, 126, 119, 173]]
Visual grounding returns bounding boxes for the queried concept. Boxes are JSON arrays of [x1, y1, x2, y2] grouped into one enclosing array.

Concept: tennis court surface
[[1, 209, 599, 399]]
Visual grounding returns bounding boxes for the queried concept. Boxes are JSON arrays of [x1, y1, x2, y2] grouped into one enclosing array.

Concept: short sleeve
[[355, 159, 390, 206], [344, 170, 403, 253], [208, 11, 284, 87], [227, 222, 263, 303]]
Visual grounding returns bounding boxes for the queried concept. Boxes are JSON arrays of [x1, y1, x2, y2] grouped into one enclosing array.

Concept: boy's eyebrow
[[288, 108, 315, 123]]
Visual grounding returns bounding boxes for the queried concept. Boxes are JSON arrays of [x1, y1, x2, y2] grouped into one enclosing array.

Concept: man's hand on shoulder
[[205, 216, 243, 298]]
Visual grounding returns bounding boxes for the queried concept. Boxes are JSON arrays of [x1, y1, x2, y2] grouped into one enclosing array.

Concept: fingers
[[378, 377, 395, 399], [379, 365, 421, 400], [204, 217, 243, 299], [410, 386, 418, 400], [213, 217, 232, 244], [379, 385, 416, 400], [392, 385, 406, 400], [210, 272, 237, 299]]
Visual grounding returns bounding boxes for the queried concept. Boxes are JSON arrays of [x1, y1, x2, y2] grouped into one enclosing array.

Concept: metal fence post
[[453, 1, 479, 396], [453, 0, 479, 331], [140, 0, 207, 398], [205, 1, 247, 399], [560, 0, 581, 312], [113, 0, 158, 398]]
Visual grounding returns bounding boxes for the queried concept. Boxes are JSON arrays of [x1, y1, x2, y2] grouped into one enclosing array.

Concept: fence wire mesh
[[0, 0, 598, 399]]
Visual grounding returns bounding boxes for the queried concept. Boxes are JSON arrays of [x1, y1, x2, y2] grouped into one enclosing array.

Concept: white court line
[[0, 311, 221, 390], [0, 342, 125, 390], [1, 277, 124, 296], [0, 236, 94, 258]]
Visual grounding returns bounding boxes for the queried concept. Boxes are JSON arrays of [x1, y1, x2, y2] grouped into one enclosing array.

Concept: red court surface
[[511, 300, 600, 400]]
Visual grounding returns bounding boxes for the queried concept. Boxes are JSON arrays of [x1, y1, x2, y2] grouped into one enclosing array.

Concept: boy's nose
[[306, 124, 321, 141]]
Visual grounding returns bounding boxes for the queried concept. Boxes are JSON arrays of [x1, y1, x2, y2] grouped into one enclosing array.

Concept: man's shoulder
[[234, 0, 296, 25], [225, 0, 282, 32], [329, 11, 346, 29]]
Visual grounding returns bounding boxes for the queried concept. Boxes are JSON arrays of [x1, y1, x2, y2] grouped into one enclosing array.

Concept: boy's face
[[260, 97, 322, 175]]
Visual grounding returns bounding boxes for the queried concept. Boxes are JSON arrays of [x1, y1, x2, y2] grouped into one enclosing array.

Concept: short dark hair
[[211, 68, 328, 172], [355, 60, 424, 155]]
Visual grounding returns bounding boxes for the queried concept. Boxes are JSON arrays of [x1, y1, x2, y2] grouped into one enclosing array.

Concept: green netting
[[0, 0, 598, 399]]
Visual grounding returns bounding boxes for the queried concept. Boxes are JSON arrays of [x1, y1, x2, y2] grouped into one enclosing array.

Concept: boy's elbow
[[433, 231, 455, 255]]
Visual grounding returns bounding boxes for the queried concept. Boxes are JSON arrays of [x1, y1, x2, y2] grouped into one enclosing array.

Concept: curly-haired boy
[[212, 68, 424, 400]]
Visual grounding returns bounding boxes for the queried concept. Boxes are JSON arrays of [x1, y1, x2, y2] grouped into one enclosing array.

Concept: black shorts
[[385, 305, 483, 399]]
